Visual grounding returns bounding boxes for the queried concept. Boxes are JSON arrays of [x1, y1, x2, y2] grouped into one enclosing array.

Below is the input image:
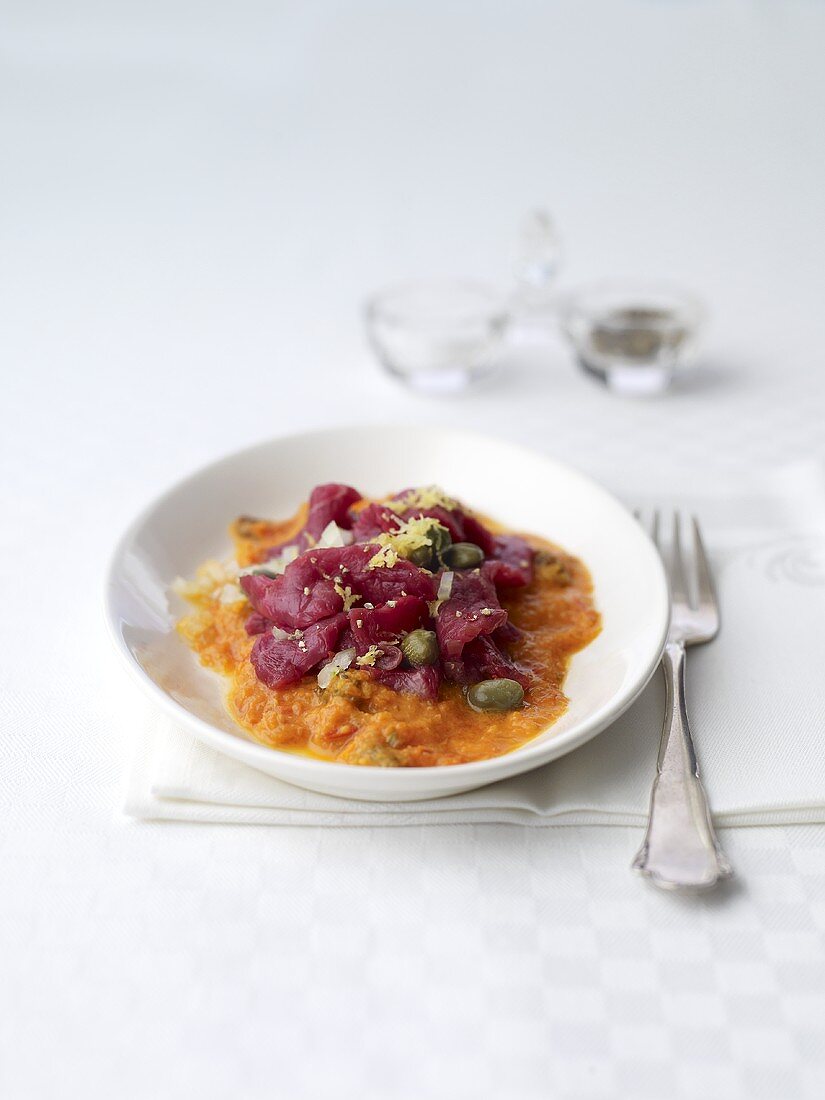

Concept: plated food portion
[[175, 483, 600, 767]]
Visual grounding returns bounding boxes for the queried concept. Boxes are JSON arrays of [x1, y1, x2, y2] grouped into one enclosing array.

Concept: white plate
[[105, 426, 669, 801]]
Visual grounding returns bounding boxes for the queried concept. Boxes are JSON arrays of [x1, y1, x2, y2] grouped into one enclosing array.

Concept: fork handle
[[632, 641, 732, 890]]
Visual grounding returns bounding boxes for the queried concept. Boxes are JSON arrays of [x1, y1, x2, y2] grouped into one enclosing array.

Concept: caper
[[467, 678, 524, 712], [406, 523, 453, 570], [251, 567, 279, 579], [441, 542, 484, 570], [428, 523, 452, 556], [407, 544, 434, 568], [400, 629, 440, 668]]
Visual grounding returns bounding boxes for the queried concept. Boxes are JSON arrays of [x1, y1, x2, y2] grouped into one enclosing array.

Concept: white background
[[2, 3, 825, 1098]]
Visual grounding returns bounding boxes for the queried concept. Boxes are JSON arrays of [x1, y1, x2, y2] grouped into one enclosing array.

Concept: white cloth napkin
[[124, 462, 825, 827]]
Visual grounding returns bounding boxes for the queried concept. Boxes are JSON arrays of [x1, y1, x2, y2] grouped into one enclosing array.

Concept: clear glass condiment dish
[[365, 280, 510, 395], [560, 281, 705, 396]]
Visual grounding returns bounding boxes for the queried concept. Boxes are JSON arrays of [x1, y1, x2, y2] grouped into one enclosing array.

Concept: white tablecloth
[[3, 3, 825, 1098]]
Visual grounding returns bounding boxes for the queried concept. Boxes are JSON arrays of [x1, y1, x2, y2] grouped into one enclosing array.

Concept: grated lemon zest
[[368, 544, 400, 570], [333, 579, 361, 612], [389, 485, 460, 513], [356, 645, 383, 667], [367, 515, 448, 569]]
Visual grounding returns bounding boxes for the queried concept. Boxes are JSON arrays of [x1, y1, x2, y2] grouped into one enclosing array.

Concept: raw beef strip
[[482, 535, 534, 588], [250, 613, 347, 687], [369, 666, 442, 700], [435, 570, 507, 659]]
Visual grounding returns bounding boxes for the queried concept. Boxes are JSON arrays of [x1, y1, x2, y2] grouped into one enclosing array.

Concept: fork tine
[[670, 512, 691, 607], [635, 507, 662, 550], [691, 515, 717, 611], [651, 509, 660, 551]]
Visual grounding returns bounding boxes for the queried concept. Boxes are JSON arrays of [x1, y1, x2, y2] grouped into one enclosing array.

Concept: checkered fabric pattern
[[2, 818, 824, 1099]]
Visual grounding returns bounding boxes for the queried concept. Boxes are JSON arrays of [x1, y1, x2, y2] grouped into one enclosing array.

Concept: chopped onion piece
[[437, 571, 454, 602], [273, 543, 300, 571], [173, 558, 241, 600], [243, 544, 299, 578], [217, 583, 245, 604], [428, 570, 454, 617], [317, 521, 354, 549], [317, 647, 357, 689], [271, 626, 291, 641]]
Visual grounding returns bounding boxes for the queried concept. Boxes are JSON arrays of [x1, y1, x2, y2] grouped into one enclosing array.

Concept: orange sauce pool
[[177, 505, 600, 767]]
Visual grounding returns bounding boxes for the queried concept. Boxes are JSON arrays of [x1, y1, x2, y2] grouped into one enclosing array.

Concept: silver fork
[[632, 511, 732, 891]]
